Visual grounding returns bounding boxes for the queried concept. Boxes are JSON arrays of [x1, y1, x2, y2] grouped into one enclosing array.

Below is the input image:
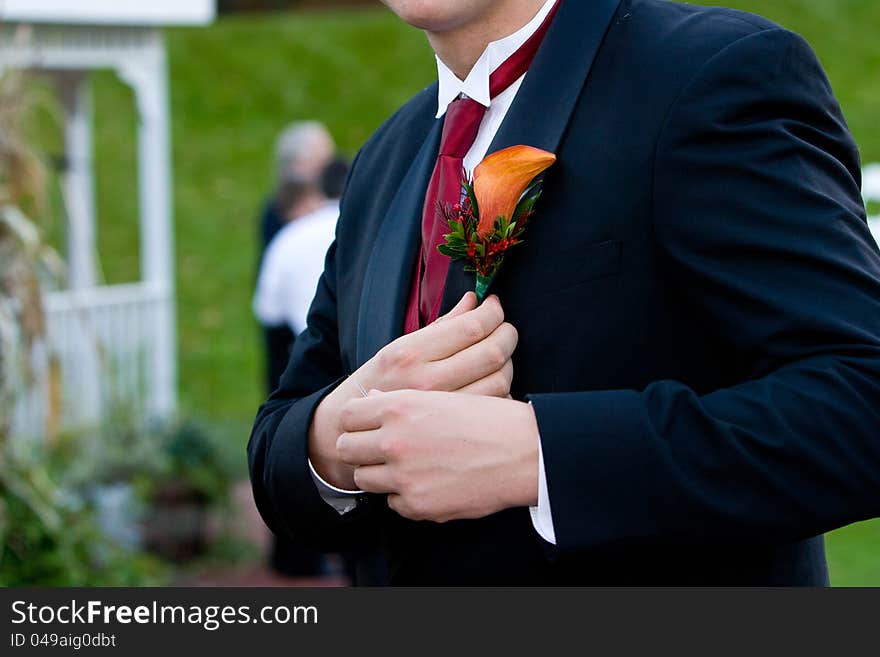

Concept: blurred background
[[0, 0, 878, 586]]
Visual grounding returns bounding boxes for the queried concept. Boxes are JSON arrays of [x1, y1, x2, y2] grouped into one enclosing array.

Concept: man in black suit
[[249, 0, 880, 585]]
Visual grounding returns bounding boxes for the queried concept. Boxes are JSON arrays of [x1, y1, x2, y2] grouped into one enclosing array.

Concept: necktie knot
[[439, 96, 487, 158]]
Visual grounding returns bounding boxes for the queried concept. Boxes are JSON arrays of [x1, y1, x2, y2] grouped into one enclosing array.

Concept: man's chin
[[379, 0, 480, 33], [391, 13, 463, 32]]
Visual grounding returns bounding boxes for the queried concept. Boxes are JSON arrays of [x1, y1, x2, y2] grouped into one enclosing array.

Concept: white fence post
[[118, 29, 177, 419], [57, 71, 98, 290], [56, 71, 103, 426]]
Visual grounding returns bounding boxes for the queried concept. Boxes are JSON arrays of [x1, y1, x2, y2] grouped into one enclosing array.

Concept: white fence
[[11, 282, 172, 438], [3, 19, 179, 439]]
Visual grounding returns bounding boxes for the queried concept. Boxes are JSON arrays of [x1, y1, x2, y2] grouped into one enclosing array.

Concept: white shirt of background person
[[307, 0, 559, 544], [253, 199, 340, 335]]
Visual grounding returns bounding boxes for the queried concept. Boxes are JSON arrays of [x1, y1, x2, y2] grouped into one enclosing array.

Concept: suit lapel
[[356, 118, 444, 366], [438, 0, 624, 315]]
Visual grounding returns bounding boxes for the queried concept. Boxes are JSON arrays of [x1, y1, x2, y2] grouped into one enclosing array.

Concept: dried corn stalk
[[0, 67, 63, 440]]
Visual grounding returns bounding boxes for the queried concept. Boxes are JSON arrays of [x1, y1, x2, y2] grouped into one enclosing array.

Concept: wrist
[[501, 400, 541, 509], [308, 382, 357, 489]]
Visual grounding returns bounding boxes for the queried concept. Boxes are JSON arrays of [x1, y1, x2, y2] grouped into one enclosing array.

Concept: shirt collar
[[435, 0, 557, 118]]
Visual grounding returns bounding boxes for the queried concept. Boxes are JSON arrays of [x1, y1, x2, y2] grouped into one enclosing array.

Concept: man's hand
[[309, 293, 518, 489], [337, 390, 539, 522], [361, 292, 517, 397]]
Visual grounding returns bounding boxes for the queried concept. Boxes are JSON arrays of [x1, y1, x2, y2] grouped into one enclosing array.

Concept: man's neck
[[427, 0, 547, 81]]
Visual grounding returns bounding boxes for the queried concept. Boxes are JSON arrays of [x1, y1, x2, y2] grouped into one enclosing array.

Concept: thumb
[[434, 291, 477, 324]]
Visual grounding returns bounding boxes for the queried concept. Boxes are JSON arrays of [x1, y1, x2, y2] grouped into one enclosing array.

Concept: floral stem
[[475, 274, 493, 302]]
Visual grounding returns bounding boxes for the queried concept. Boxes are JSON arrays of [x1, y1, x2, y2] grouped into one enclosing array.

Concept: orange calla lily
[[473, 145, 556, 236]]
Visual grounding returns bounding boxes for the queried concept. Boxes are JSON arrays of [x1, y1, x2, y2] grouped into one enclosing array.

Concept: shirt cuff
[[529, 435, 557, 544], [308, 458, 363, 516]]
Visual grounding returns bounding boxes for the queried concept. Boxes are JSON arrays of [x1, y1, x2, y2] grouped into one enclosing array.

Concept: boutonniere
[[437, 145, 557, 300]]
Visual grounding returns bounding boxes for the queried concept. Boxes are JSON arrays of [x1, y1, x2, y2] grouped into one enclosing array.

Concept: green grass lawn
[[68, 1, 880, 583]]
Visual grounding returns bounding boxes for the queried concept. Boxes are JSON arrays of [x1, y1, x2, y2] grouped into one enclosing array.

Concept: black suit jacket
[[248, 0, 880, 585]]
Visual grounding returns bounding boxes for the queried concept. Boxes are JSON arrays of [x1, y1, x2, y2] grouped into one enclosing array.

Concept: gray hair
[[274, 121, 333, 182]]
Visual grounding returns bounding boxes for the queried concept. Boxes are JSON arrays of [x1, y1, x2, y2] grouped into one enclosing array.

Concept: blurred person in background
[[258, 121, 335, 256], [255, 121, 335, 394], [255, 160, 349, 351], [253, 158, 351, 580], [255, 175, 327, 393]]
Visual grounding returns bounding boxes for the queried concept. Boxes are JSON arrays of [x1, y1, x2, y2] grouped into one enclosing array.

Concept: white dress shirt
[[310, 0, 559, 545], [254, 200, 340, 335]]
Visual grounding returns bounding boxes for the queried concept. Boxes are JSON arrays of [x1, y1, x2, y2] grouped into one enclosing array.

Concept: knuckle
[[380, 344, 415, 372], [375, 348, 394, 372], [396, 348, 417, 369], [381, 434, 406, 460], [383, 398, 409, 421], [485, 344, 507, 369], [379, 435, 396, 458], [462, 318, 485, 342], [492, 372, 511, 397], [338, 404, 355, 430]]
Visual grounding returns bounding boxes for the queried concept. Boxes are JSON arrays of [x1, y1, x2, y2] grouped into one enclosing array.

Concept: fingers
[[336, 430, 386, 467], [456, 359, 514, 397], [339, 395, 384, 433], [353, 464, 396, 494], [430, 321, 518, 391], [419, 295, 506, 361], [434, 291, 477, 323]]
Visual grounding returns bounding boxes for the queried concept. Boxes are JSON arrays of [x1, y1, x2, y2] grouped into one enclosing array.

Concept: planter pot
[[142, 482, 210, 562]]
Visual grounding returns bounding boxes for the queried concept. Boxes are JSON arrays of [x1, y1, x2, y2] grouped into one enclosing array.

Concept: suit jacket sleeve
[[248, 154, 378, 551], [530, 28, 880, 554]]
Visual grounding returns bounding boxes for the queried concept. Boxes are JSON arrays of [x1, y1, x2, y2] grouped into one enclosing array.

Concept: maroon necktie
[[403, 0, 560, 333]]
